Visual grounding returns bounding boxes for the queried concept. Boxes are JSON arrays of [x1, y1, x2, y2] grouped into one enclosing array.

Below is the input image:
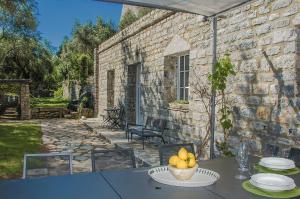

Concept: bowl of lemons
[[168, 147, 198, 181]]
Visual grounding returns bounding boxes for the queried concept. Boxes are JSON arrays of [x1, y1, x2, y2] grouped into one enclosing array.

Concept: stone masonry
[[95, 0, 300, 156]]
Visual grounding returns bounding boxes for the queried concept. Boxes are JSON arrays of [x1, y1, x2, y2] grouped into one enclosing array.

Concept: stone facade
[[95, 0, 300, 155]]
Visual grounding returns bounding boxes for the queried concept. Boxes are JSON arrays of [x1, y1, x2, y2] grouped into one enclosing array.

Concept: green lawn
[[31, 97, 69, 108], [0, 122, 43, 179]]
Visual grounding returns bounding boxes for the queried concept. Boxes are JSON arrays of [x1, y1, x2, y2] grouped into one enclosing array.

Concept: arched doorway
[[0, 79, 31, 120]]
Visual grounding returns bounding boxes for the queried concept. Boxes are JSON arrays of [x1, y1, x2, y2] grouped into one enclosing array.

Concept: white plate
[[148, 166, 220, 187], [250, 173, 296, 192], [259, 157, 295, 170]]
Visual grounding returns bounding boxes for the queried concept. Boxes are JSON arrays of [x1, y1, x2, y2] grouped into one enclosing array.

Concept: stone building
[[94, 0, 300, 155]]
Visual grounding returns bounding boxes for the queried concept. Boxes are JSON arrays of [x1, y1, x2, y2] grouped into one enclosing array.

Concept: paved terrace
[[81, 118, 161, 167]]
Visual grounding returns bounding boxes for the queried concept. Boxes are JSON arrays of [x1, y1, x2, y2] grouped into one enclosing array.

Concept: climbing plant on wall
[[193, 53, 236, 158]]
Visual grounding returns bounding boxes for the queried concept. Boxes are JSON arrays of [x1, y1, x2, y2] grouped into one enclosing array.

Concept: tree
[[119, 10, 138, 30], [0, 0, 37, 65], [0, 0, 54, 92], [119, 7, 153, 30], [55, 17, 116, 91]]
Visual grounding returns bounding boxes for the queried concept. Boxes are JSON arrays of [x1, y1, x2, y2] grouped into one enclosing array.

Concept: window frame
[[176, 54, 189, 101]]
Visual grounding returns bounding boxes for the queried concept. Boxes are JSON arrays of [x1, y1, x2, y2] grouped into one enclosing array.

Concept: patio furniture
[[128, 117, 167, 149], [158, 143, 195, 165], [264, 143, 279, 157], [101, 107, 120, 128], [91, 149, 136, 171], [125, 116, 152, 140], [23, 152, 72, 179], [288, 147, 300, 167], [1, 157, 300, 199], [110, 105, 125, 129]]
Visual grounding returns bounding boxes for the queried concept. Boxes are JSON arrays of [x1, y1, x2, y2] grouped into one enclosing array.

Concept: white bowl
[[168, 164, 199, 181]]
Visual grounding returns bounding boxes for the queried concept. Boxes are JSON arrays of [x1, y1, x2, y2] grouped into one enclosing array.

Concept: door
[[127, 64, 141, 124], [135, 64, 141, 125]]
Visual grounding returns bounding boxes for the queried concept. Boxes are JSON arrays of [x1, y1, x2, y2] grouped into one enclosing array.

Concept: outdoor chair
[[110, 105, 125, 129], [100, 106, 119, 128], [264, 143, 279, 157], [91, 148, 136, 172], [23, 152, 72, 179], [127, 117, 167, 149], [159, 143, 195, 165], [125, 117, 152, 140], [288, 147, 300, 167]]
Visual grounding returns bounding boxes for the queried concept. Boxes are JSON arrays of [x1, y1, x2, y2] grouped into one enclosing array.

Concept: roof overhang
[[96, 0, 253, 17]]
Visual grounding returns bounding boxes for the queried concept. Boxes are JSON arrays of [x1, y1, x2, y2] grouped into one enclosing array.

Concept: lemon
[[176, 159, 188, 169], [178, 147, 188, 160], [187, 152, 195, 160], [187, 157, 196, 168], [169, 155, 180, 166]]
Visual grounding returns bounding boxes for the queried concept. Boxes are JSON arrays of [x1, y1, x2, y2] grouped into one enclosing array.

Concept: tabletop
[[0, 172, 121, 199], [0, 157, 299, 199], [101, 157, 300, 199]]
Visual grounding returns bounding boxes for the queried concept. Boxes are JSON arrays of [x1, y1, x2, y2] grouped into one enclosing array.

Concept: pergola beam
[[0, 79, 32, 84]]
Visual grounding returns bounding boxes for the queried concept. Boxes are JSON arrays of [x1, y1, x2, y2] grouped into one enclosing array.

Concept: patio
[[1, 0, 300, 198]]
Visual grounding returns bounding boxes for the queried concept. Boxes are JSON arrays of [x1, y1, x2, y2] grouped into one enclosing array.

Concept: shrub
[[54, 87, 63, 98]]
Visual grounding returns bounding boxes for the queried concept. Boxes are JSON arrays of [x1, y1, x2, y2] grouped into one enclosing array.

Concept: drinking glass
[[235, 141, 249, 180]]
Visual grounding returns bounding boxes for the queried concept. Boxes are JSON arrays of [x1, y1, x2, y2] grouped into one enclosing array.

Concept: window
[[177, 54, 189, 101]]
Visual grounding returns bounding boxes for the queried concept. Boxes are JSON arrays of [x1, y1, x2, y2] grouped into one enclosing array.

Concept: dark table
[[101, 157, 300, 199], [0, 158, 299, 199], [0, 172, 121, 199]]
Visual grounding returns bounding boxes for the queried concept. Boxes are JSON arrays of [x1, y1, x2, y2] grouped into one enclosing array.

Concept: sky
[[36, 0, 122, 50]]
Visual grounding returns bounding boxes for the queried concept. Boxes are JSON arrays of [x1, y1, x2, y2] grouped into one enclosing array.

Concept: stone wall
[[31, 108, 69, 119], [95, 0, 300, 155], [20, 84, 31, 120]]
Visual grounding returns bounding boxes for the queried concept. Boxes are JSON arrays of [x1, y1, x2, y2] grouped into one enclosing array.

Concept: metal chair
[[128, 117, 167, 149], [23, 152, 72, 179], [288, 147, 300, 167], [91, 149, 136, 172], [126, 117, 152, 140], [264, 143, 279, 157], [159, 143, 195, 165]]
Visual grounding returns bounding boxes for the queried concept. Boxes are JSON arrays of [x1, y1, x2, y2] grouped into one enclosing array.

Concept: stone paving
[[41, 119, 116, 173], [81, 118, 161, 166], [40, 118, 162, 175]]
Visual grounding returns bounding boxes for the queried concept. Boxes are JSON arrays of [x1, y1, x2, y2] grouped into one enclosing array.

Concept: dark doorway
[[126, 64, 141, 124], [107, 70, 115, 108]]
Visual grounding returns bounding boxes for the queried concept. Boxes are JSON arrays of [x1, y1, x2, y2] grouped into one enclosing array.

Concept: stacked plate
[[250, 173, 296, 192], [259, 157, 296, 170]]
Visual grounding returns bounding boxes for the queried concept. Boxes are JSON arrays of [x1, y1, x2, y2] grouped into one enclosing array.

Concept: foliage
[[0, 122, 42, 179], [55, 17, 116, 89], [0, 84, 20, 94], [192, 54, 236, 158], [216, 141, 235, 157], [31, 97, 69, 108], [208, 53, 236, 141], [54, 87, 64, 98], [119, 7, 152, 30], [0, 0, 54, 92], [79, 96, 88, 116], [119, 10, 138, 30], [137, 7, 152, 18]]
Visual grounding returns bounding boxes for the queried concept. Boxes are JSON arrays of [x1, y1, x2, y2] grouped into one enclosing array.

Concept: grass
[[0, 122, 43, 179], [31, 97, 69, 108]]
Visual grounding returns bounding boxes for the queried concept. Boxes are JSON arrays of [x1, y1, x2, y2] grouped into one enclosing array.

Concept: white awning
[[97, 0, 252, 16]]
